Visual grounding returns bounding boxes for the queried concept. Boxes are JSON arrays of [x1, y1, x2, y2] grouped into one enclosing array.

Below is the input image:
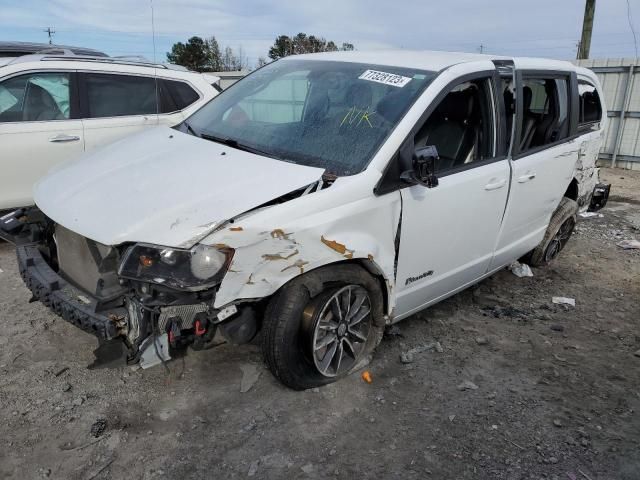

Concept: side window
[[578, 80, 602, 131], [158, 79, 200, 113], [0, 72, 70, 122], [518, 76, 570, 152], [232, 71, 309, 124], [414, 77, 495, 174], [85, 74, 156, 118]]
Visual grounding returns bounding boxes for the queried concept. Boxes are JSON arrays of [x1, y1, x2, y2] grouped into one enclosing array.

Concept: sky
[[1, 0, 639, 68]]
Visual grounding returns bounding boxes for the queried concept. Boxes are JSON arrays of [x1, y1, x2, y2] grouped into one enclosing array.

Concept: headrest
[[435, 91, 474, 122]]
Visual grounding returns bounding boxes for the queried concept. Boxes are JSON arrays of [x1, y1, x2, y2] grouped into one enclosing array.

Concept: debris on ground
[[508, 261, 534, 277], [579, 212, 604, 219], [481, 305, 530, 318], [400, 343, 436, 363], [90, 418, 107, 438], [475, 336, 489, 345], [634, 350, 640, 358], [239, 364, 261, 393], [361, 370, 373, 384], [552, 296, 576, 307], [616, 239, 640, 250], [457, 380, 479, 391]]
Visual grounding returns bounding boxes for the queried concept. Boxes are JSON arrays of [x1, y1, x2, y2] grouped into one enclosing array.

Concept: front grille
[[54, 225, 126, 300]]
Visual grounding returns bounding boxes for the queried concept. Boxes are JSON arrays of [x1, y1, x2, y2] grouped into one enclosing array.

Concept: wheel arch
[[564, 177, 579, 201]]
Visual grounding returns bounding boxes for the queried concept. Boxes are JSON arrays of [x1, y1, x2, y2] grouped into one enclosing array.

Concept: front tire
[[528, 197, 578, 267], [262, 264, 385, 390]]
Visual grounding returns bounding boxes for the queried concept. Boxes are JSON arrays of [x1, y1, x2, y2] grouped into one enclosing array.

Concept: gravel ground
[[0, 168, 638, 480]]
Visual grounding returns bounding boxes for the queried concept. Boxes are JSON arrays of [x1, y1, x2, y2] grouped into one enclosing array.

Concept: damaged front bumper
[[17, 243, 125, 340]]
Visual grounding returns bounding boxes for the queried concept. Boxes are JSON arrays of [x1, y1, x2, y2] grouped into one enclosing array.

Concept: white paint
[[34, 127, 324, 248], [0, 55, 219, 210], [30, 51, 606, 324]]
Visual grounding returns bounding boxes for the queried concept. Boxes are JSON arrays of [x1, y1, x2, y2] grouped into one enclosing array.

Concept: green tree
[[166, 36, 211, 72], [267, 33, 355, 60]]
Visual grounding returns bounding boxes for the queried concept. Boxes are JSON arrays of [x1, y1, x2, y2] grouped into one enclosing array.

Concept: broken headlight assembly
[[118, 243, 234, 291]]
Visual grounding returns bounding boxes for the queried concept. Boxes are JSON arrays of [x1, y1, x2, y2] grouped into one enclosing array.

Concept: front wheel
[[262, 264, 385, 390], [527, 197, 578, 267]]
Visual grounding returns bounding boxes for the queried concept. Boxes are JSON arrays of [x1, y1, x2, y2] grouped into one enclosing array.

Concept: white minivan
[[0, 52, 220, 209], [1, 50, 608, 390]]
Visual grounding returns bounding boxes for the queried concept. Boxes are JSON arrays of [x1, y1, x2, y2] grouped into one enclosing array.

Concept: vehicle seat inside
[[22, 83, 64, 121], [414, 90, 478, 172]]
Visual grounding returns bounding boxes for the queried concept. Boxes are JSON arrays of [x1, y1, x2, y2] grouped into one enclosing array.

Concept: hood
[[35, 127, 324, 248]]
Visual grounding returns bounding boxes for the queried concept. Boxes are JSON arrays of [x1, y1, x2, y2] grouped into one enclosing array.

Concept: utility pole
[[577, 0, 596, 59], [478, 43, 484, 54], [43, 27, 55, 45]]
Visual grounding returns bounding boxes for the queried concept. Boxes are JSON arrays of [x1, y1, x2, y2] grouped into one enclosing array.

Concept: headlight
[[118, 243, 234, 290]]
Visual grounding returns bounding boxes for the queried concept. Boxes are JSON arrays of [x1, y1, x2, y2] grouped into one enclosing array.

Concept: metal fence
[[576, 58, 639, 170]]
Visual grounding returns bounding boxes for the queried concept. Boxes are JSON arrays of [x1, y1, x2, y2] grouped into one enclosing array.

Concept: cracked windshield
[[187, 60, 436, 175]]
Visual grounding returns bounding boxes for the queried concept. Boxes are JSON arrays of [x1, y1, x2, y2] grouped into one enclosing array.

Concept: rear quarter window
[[159, 79, 200, 113], [578, 79, 602, 131]]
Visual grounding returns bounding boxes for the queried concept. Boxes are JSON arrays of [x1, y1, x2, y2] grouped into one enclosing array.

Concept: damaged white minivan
[[1, 51, 610, 389]]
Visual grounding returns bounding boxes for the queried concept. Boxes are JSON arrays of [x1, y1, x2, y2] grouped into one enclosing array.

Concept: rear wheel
[[527, 197, 578, 267], [262, 264, 385, 390]]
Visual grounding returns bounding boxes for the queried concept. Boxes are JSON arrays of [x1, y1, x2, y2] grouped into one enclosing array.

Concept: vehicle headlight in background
[[118, 243, 234, 290]]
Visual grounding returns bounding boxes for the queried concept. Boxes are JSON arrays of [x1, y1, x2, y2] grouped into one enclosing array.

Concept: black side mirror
[[401, 145, 439, 188]]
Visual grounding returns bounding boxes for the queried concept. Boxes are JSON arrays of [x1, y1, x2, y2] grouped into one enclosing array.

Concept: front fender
[[207, 193, 401, 313]]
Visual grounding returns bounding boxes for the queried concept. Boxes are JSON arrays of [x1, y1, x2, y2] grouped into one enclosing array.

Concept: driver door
[[395, 71, 510, 320]]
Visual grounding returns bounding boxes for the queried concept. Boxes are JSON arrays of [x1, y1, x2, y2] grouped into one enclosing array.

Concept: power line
[[626, 0, 639, 58], [43, 27, 55, 45]]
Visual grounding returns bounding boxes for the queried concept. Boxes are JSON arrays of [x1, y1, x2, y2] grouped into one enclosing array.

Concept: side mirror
[[401, 145, 439, 188]]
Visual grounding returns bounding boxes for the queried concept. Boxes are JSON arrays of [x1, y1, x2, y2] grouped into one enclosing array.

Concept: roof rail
[[4, 51, 193, 72]]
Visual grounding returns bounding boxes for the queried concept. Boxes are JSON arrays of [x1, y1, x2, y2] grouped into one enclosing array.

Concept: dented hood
[[34, 127, 324, 247]]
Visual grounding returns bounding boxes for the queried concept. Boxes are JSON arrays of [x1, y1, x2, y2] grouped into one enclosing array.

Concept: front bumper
[[17, 244, 125, 340]]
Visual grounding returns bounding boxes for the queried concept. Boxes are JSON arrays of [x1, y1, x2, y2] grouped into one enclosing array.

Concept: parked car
[[0, 41, 108, 58], [1, 50, 610, 390], [0, 52, 220, 209]]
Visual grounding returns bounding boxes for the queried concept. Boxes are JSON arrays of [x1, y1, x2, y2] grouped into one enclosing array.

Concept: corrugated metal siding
[[576, 58, 640, 168]]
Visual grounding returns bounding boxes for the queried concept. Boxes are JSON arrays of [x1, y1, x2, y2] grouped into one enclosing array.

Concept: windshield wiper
[[182, 120, 199, 137], [200, 133, 284, 161]]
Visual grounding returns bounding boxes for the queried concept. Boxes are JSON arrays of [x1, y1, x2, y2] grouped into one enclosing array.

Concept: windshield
[[186, 60, 436, 175]]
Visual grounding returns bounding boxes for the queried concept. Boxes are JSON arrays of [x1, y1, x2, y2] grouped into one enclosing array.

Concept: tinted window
[[86, 74, 156, 118], [578, 80, 602, 130], [414, 77, 495, 174], [0, 72, 70, 122], [159, 79, 199, 113], [519, 77, 570, 152], [187, 60, 436, 176]]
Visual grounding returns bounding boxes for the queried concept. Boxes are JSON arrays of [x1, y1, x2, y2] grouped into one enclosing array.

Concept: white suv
[[0, 52, 220, 209], [1, 50, 610, 390]]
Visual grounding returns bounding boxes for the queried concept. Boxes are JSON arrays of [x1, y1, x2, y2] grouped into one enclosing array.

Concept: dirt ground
[[0, 168, 638, 480]]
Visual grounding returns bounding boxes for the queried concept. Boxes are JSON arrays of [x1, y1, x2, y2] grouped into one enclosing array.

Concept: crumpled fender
[[202, 187, 402, 314]]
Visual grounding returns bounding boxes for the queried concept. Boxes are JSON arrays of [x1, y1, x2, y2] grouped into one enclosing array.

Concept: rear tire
[[527, 197, 578, 267], [262, 264, 385, 390]]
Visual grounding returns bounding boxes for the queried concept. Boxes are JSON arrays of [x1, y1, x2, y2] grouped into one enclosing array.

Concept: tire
[[527, 197, 578, 267], [262, 263, 385, 390]]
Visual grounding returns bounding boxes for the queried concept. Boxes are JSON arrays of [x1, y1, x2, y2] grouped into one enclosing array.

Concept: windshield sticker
[[340, 106, 375, 128], [359, 70, 412, 88]]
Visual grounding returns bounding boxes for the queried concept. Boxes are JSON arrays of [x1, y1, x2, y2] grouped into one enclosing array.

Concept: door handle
[[517, 172, 536, 183], [484, 179, 507, 191], [49, 134, 80, 143]]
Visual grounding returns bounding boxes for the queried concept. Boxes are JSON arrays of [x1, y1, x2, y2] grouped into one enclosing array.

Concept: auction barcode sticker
[[358, 69, 412, 88]]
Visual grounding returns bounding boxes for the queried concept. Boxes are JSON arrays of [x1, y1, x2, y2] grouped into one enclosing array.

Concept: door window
[[414, 77, 495, 174], [158, 79, 200, 113], [518, 76, 570, 152], [578, 80, 602, 131], [0, 72, 70, 122], [85, 73, 156, 118]]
